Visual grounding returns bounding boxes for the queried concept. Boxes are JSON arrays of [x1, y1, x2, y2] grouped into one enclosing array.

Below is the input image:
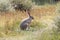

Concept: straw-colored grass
[[0, 3, 60, 40]]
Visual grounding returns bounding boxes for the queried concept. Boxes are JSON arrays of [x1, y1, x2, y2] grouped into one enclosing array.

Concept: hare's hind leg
[[20, 24, 27, 30]]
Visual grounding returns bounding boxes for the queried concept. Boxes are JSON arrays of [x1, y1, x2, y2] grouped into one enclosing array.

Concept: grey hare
[[20, 10, 34, 30]]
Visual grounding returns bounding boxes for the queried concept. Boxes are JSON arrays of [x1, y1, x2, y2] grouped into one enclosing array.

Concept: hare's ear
[[27, 11, 30, 16], [26, 9, 31, 16]]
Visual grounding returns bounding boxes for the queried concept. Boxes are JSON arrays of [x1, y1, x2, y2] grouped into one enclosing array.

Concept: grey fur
[[20, 11, 34, 30]]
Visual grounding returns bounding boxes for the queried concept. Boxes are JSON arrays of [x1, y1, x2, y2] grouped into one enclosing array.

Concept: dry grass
[[0, 3, 60, 40], [0, 4, 56, 27]]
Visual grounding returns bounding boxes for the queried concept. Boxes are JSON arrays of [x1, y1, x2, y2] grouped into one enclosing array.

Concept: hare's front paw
[[26, 27, 30, 31]]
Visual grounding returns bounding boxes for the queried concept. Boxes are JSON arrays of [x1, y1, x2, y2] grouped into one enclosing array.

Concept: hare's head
[[29, 16, 34, 19], [27, 10, 34, 19]]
